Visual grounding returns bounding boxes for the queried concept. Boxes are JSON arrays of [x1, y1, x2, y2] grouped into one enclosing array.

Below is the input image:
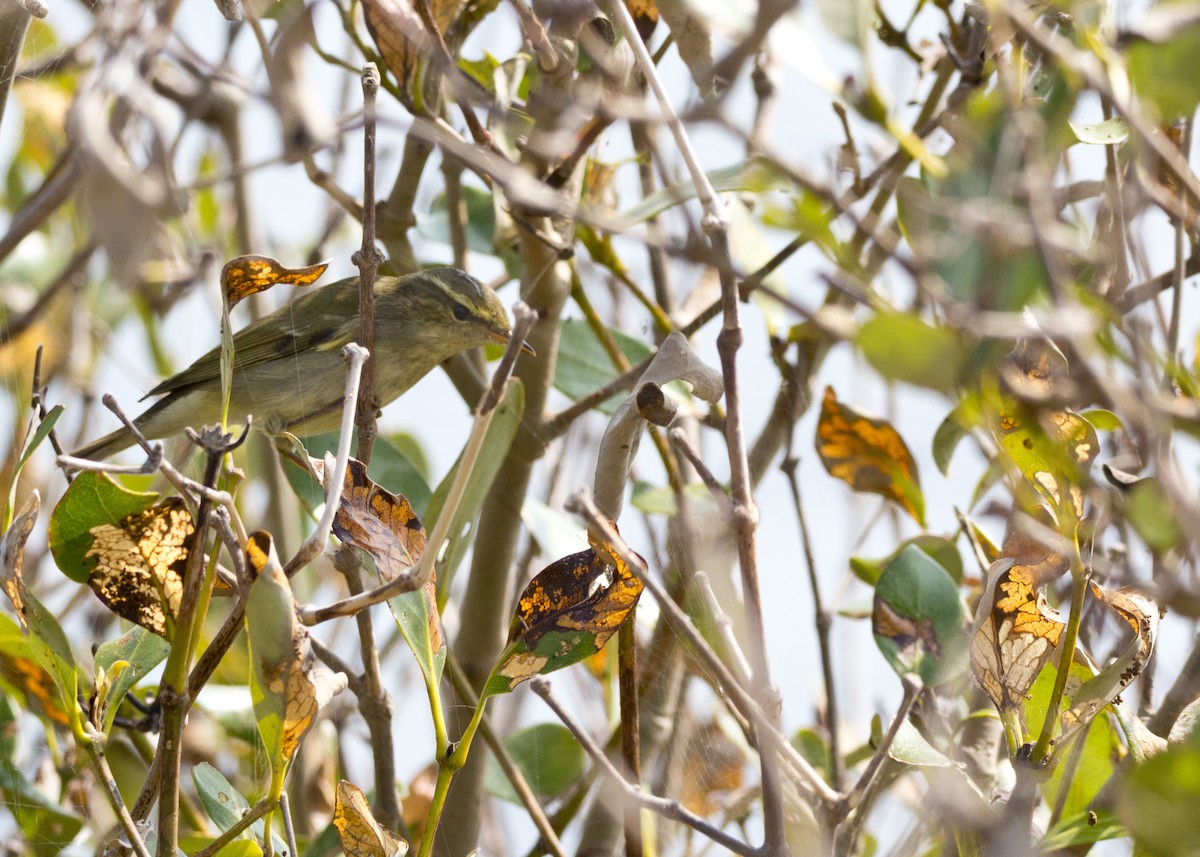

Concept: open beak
[[489, 328, 536, 357]]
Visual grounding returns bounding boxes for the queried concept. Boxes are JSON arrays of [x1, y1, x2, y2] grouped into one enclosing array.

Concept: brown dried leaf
[[335, 781, 409, 857], [679, 721, 744, 817], [85, 497, 193, 638], [221, 254, 328, 309], [322, 458, 427, 579]]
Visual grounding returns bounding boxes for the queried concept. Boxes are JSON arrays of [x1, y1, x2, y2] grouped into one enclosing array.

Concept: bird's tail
[[72, 427, 137, 462]]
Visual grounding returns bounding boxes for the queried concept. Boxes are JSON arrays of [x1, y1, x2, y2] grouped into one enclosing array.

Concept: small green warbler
[[77, 267, 525, 459]]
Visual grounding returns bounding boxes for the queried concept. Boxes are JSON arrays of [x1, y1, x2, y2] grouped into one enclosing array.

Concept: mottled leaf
[[334, 781, 409, 857], [221, 254, 328, 309], [816, 386, 924, 525], [969, 523, 1070, 712], [484, 531, 644, 696]]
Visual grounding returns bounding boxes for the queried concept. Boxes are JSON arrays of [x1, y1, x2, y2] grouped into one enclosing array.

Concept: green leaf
[[19, 591, 78, 729], [1119, 744, 1200, 855], [871, 546, 969, 686], [6, 405, 62, 526], [608, 157, 791, 231], [817, 0, 870, 45], [0, 761, 84, 857], [288, 431, 432, 517], [416, 184, 497, 257], [1126, 479, 1182, 551], [1080, 408, 1123, 432], [858, 314, 965, 392], [1125, 23, 1200, 121], [932, 404, 970, 476], [852, 535, 964, 587], [1041, 809, 1127, 850], [192, 763, 288, 854], [553, 320, 653, 415], [93, 626, 170, 734], [1069, 118, 1129, 146], [427, 380, 524, 599], [484, 723, 585, 803], [48, 471, 161, 584], [888, 720, 954, 767], [629, 481, 718, 517]]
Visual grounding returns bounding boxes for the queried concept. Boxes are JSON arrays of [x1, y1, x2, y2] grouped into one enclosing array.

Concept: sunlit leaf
[[484, 724, 585, 804], [888, 719, 954, 767], [484, 530, 644, 696], [872, 546, 969, 686], [221, 254, 328, 309], [852, 535, 964, 586], [969, 523, 1069, 712], [334, 780, 409, 857], [816, 387, 925, 525]]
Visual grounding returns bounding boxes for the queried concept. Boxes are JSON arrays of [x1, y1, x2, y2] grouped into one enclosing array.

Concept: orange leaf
[[816, 386, 925, 525], [221, 254, 328, 309]]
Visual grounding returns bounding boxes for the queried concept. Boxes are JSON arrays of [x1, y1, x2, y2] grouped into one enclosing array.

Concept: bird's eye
[[452, 302, 470, 321]]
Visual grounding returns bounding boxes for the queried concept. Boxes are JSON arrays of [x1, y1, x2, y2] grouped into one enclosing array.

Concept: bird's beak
[[489, 328, 536, 356]]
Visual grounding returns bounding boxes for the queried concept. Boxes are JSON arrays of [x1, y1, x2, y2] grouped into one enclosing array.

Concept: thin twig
[[283, 343, 368, 576], [531, 677, 758, 857], [354, 63, 384, 467], [85, 739, 152, 857], [781, 454, 842, 791]]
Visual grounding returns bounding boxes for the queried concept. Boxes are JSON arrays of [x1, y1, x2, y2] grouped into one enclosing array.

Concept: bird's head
[[379, 267, 532, 359]]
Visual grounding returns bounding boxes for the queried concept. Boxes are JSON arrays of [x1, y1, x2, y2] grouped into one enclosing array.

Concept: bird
[[75, 267, 526, 460]]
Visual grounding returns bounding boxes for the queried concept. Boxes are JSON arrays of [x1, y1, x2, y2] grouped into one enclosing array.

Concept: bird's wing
[[144, 280, 359, 398]]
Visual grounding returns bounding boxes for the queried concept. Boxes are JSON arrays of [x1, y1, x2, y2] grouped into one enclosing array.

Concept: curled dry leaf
[[335, 780, 409, 857], [486, 529, 645, 695], [816, 386, 925, 525], [679, 721, 745, 817], [362, 0, 458, 92], [1061, 584, 1160, 735], [319, 457, 427, 579], [221, 254, 328, 309], [0, 492, 39, 627], [970, 524, 1071, 712], [84, 497, 193, 639], [311, 455, 445, 686]]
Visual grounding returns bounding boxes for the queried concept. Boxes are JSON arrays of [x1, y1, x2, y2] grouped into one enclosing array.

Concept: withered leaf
[[334, 781, 409, 857], [0, 493, 39, 628], [816, 386, 925, 525], [488, 530, 644, 694], [970, 546, 1065, 712], [85, 497, 193, 638], [245, 532, 347, 772], [1062, 584, 1160, 733], [322, 457, 427, 579], [362, 0, 455, 92], [221, 254, 328, 309]]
